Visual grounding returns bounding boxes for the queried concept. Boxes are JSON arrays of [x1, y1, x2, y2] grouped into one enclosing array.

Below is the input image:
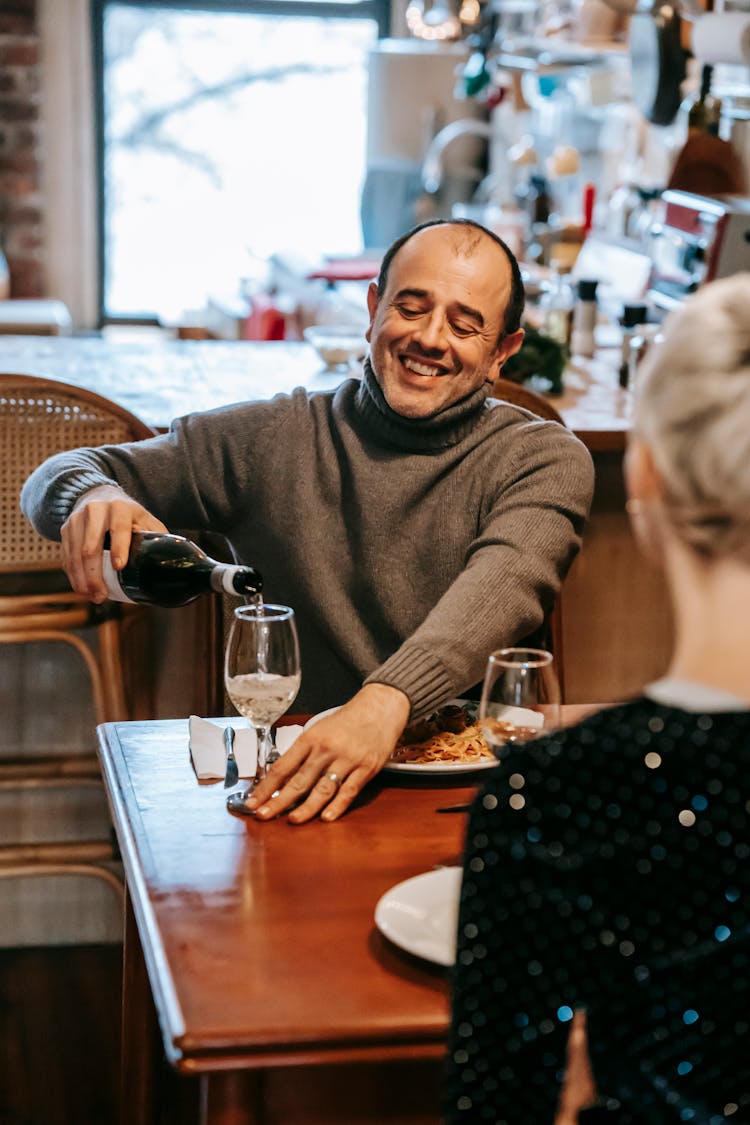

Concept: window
[[93, 0, 388, 323]]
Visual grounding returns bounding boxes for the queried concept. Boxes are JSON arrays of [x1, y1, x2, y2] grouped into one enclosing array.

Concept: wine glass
[[224, 603, 301, 815], [479, 647, 561, 759]]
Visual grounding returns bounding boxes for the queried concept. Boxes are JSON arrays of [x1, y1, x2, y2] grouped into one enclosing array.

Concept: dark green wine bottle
[[102, 531, 263, 607], [688, 65, 722, 137]]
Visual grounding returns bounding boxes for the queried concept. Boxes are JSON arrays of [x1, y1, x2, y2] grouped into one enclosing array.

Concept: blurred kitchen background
[[3, 0, 750, 340]]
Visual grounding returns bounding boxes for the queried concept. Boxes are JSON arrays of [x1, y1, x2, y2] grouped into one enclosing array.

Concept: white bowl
[[303, 324, 366, 370]]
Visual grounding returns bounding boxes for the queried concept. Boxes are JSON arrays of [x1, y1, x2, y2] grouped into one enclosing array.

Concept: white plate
[[303, 706, 341, 730], [303, 701, 498, 776], [374, 866, 462, 967], [384, 756, 496, 776]]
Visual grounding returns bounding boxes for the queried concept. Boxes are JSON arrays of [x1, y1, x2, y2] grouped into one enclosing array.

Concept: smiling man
[[22, 219, 594, 823], [367, 221, 525, 418]]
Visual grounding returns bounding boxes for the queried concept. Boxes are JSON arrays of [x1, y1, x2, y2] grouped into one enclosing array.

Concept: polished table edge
[[97, 724, 188, 1063], [173, 1039, 447, 1076], [570, 428, 626, 453]]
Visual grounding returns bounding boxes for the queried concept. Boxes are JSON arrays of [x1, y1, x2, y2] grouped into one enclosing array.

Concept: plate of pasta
[[385, 700, 497, 774], [304, 700, 498, 774]]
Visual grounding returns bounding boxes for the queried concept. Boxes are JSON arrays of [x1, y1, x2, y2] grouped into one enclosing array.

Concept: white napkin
[[275, 725, 305, 753], [188, 715, 304, 780], [493, 705, 545, 728]]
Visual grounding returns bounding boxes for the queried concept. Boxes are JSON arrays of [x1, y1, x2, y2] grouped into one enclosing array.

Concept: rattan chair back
[[0, 374, 156, 573], [0, 375, 157, 893]]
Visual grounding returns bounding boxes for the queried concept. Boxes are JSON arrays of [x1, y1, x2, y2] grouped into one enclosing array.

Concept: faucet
[[421, 118, 494, 195]]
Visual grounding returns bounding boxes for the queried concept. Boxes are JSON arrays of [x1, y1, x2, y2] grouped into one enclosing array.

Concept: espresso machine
[[647, 189, 750, 309]]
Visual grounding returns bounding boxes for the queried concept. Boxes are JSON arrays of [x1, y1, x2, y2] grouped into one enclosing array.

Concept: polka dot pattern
[[444, 699, 750, 1123]]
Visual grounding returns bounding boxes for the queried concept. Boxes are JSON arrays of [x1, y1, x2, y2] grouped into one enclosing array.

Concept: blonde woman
[[445, 274, 750, 1123]]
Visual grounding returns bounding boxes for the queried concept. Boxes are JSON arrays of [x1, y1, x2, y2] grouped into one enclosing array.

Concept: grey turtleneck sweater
[[21, 362, 594, 716]]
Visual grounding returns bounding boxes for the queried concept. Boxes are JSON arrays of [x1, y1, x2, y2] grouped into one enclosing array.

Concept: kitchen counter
[[554, 352, 631, 451], [0, 333, 629, 450]]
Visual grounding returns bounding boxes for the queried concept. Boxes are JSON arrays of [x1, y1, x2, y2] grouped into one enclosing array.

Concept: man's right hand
[[61, 484, 168, 602]]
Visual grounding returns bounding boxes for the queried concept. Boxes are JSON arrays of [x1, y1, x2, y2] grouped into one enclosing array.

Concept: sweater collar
[[353, 358, 492, 451]]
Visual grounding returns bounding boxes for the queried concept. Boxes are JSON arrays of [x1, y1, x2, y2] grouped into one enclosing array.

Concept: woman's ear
[[624, 439, 663, 506], [624, 439, 668, 566]]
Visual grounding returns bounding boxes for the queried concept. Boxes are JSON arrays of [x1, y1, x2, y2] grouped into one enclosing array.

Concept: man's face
[[366, 225, 524, 419]]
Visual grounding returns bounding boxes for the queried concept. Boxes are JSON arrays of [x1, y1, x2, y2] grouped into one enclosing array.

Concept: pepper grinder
[[570, 279, 599, 359]]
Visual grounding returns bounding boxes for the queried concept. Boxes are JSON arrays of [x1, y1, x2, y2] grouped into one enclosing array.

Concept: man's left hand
[[244, 682, 411, 823]]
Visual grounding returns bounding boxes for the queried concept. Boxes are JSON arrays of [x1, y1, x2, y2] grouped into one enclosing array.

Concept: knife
[[223, 725, 239, 788]]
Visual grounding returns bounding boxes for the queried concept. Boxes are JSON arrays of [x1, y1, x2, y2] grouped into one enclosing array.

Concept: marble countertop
[[0, 334, 630, 450]]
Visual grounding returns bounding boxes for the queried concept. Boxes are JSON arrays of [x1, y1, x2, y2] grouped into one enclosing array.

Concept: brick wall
[[0, 0, 44, 298]]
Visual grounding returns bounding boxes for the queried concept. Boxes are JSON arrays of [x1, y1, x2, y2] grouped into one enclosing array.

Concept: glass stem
[[255, 725, 273, 781]]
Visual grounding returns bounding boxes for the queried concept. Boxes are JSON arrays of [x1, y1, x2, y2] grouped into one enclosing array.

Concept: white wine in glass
[[224, 603, 300, 815], [479, 647, 560, 759]]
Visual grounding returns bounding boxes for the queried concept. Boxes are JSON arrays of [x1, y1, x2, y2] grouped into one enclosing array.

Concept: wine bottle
[[101, 531, 263, 608], [688, 65, 722, 137]]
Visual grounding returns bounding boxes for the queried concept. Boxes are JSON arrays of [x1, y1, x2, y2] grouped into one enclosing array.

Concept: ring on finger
[[323, 772, 341, 791]]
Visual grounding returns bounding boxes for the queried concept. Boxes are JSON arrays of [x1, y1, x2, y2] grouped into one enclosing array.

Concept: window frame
[[90, 0, 391, 325]]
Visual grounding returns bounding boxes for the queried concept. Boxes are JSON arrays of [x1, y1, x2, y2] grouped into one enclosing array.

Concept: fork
[[223, 725, 239, 789]]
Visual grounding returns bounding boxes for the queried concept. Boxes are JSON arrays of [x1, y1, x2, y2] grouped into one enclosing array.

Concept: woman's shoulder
[[546, 697, 750, 759], [480, 696, 750, 799]]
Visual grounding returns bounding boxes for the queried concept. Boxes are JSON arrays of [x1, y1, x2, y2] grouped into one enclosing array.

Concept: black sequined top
[[444, 697, 750, 1124]]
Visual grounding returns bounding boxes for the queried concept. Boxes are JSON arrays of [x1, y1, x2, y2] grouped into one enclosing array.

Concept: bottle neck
[[210, 563, 263, 597], [689, 65, 722, 135]]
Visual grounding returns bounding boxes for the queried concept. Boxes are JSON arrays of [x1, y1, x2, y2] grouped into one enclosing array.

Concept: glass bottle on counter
[[102, 531, 263, 607], [606, 182, 641, 239], [515, 173, 551, 263], [539, 258, 574, 348], [628, 324, 663, 389], [619, 303, 649, 388]]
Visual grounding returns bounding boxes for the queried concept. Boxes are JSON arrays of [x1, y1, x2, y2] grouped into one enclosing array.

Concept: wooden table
[[98, 706, 600, 1125], [100, 718, 467, 1125]]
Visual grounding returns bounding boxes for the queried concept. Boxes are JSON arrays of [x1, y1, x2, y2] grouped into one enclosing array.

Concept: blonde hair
[[632, 273, 750, 561]]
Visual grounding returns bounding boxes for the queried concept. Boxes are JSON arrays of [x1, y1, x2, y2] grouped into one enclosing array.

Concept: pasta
[[390, 704, 494, 766]]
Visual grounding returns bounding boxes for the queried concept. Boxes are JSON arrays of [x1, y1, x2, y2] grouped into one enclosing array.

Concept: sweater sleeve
[[365, 419, 594, 717], [20, 400, 274, 542]]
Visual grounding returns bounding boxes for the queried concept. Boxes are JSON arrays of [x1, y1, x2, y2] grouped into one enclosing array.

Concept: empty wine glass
[[479, 647, 561, 759], [224, 603, 301, 816]]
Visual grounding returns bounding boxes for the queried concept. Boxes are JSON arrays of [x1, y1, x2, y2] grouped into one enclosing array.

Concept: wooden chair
[[0, 374, 156, 910], [491, 376, 568, 698], [491, 375, 566, 425], [0, 373, 157, 725]]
